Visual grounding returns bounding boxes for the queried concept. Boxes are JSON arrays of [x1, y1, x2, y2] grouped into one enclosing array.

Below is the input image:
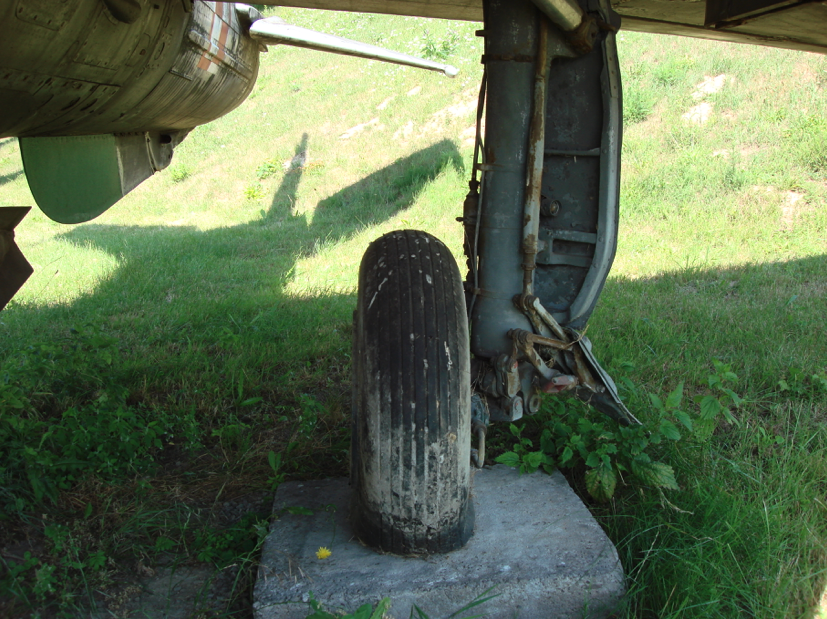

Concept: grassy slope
[[0, 8, 826, 618]]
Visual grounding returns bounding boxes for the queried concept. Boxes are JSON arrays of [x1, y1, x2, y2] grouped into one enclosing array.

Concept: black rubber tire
[[351, 229, 473, 555]]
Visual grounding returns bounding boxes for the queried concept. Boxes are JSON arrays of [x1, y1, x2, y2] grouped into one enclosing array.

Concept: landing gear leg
[[468, 0, 637, 431]]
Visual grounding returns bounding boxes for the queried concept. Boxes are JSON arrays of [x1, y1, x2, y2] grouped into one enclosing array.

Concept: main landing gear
[[351, 0, 640, 554]]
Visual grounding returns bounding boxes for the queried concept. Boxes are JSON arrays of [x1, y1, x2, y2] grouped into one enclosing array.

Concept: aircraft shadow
[[5, 138, 464, 345], [2, 134, 825, 617], [0, 169, 22, 188]]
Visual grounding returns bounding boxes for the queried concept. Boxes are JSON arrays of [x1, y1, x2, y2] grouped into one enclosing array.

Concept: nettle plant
[[496, 360, 744, 502]]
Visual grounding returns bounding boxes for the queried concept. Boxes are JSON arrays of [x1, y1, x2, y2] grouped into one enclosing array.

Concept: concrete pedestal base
[[253, 465, 624, 619]]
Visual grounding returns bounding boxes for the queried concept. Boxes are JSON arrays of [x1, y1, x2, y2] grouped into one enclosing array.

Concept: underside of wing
[[257, 0, 827, 54]]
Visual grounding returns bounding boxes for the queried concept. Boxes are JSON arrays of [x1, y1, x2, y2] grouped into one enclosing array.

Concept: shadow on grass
[[0, 141, 467, 619], [0, 169, 22, 187], [5, 137, 463, 349], [2, 149, 826, 616], [588, 253, 827, 391], [2, 130, 827, 619], [0, 136, 464, 472]]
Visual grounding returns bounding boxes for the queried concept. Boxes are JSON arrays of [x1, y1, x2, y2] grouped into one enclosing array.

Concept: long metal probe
[[250, 18, 459, 77]]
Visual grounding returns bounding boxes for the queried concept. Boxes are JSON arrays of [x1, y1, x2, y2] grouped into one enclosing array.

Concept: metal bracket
[[512, 295, 642, 425], [0, 207, 33, 311]]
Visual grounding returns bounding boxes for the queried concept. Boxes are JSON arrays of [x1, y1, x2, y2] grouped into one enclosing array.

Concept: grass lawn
[[1, 8, 826, 618]]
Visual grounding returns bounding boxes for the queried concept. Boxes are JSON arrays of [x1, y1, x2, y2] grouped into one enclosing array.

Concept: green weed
[[652, 54, 696, 86], [624, 86, 654, 125], [786, 114, 827, 173], [421, 29, 460, 61], [244, 182, 266, 201], [496, 361, 746, 503], [193, 511, 270, 567], [305, 595, 391, 619], [304, 585, 499, 619], [0, 327, 201, 514], [256, 159, 282, 180], [169, 163, 192, 183]]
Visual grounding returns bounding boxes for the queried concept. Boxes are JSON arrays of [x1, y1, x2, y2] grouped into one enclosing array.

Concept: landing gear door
[[535, 0, 622, 329]]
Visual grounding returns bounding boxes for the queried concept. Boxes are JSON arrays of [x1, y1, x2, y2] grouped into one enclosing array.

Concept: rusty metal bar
[[508, 328, 560, 381], [510, 328, 570, 351], [521, 18, 550, 296]]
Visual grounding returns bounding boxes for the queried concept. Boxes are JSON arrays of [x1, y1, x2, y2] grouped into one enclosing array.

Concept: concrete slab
[[254, 465, 624, 619]]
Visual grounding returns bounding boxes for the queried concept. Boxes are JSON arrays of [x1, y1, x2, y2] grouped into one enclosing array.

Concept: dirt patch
[[780, 190, 805, 231], [393, 120, 415, 141], [460, 117, 486, 148], [339, 117, 384, 140], [394, 89, 479, 144], [692, 74, 727, 100], [421, 97, 477, 136], [792, 61, 819, 85], [376, 96, 395, 110], [91, 491, 273, 619], [683, 102, 713, 125]]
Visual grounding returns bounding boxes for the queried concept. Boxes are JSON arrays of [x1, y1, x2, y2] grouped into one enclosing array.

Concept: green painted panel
[[19, 135, 124, 224]]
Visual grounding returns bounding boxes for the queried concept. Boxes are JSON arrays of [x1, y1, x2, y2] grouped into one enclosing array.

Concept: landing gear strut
[[351, 0, 636, 554]]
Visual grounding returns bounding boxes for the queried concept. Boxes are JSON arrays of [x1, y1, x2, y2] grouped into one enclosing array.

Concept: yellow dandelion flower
[[316, 546, 332, 560]]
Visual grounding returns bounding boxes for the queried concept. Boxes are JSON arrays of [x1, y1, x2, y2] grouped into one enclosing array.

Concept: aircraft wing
[[258, 0, 827, 54]]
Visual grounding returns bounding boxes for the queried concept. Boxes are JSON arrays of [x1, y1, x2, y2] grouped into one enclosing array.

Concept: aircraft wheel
[[350, 229, 473, 555]]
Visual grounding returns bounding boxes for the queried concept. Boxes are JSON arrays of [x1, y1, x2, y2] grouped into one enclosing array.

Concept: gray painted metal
[[469, 0, 538, 359], [250, 17, 459, 76], [531, 0, 586, 32], [255, 0, 827, 55], [534, 0, 622, 329], [0, 207, 32, 311], [575, 333, 641, 424], [19, 130, 187, 224]]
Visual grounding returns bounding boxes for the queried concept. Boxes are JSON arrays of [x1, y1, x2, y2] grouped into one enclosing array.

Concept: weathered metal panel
[[0, 1, 260, 138]]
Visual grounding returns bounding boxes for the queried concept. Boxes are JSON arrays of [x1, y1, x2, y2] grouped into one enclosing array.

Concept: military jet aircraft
[[1, 0, 822, 555]]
